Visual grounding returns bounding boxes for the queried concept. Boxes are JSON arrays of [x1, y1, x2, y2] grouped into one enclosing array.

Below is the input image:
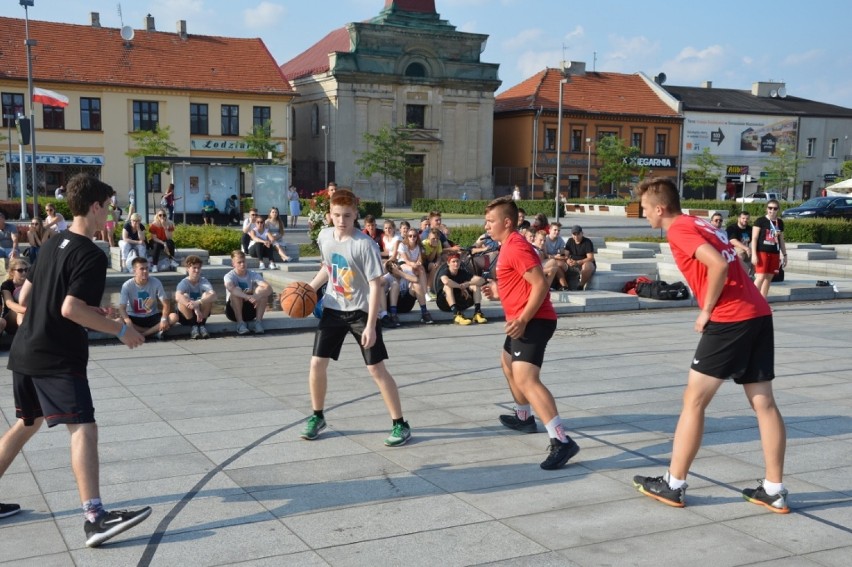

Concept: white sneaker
[[151, 265, 158, 273], [269, 262, 278, 270], [190, 325, 200, 340], [253, 320, 265, 334], [199, 325, 210, 339], [236, 322, 249, 335], [257, 264, 265, 271], [170, 259, 180, 269]]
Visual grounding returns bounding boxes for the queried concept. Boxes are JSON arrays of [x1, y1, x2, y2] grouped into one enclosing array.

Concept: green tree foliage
[[683, 147, 723, 191], [840, 160, 852, 180], [762, 142, 805, 199], [243, 120, 284, 162], [126, 125, 179, 181], [355, 125, 414, 205], [596, 135, 640, 193]]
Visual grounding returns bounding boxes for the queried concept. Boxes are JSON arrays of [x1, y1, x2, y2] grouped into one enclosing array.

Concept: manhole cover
[[554, 327, 597, 338]]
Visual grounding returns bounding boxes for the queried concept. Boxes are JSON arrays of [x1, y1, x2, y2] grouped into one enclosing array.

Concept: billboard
[[683, 112, 798, 157]]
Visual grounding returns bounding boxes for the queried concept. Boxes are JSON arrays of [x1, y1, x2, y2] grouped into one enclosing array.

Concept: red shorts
[[755, 251, 780, 275]]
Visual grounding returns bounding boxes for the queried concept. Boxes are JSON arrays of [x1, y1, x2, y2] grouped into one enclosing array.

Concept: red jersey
[[667, 215, 770, 323], [496, 230, 557, 321]]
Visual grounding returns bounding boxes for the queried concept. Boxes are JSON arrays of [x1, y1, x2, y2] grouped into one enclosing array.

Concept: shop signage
[[5, 153, 104, 165]]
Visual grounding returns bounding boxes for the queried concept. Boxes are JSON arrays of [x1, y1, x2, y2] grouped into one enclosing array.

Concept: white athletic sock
[[544, 416, 568, 443], [665, 471, 686, 490], [763, 479, 784, 495], [514, 404, 531, 421]]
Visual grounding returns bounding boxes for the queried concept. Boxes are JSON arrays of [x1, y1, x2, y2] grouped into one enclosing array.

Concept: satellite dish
[[120, 26, 135, 41], [778, 87, 787, 98], [770, 89, 778, 98], [656, 72, 667, 85]]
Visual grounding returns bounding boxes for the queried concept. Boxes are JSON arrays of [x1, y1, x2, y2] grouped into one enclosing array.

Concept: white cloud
[[783, 49, 822, 66], [604, 34, 660, 71], [658, 44, 727, 84], [564, 25, 584, 43], [516, 49, 562, 79], [244, 2, 286, 29], [503, 28, 545, 51]]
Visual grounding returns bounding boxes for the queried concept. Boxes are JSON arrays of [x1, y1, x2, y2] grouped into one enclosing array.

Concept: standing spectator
[[54, 185, 65, 199], [224, 250, 271, 335], [288, 185, 301, 228], [565, 225, 596, 290], [0, 213, 20, 266], [161, 183, 181, 220], [44, 204, 68, 235], [0, 174, 150, 547], [512, 184, 521, 201], [103, 197, 117, 247], [1, 257, 30, 334], [148, 208, 179, 272], [224, 194, 241, 225], [247, 216, 275, 270], [752, 200, 786, 298], [174, 255, 217, 339], [727, 211, 754, 277], [483, 196, 580, 470], [120, 213, 147, 272], [264, 207, 292, 265], [26, 219, 48, 264], [301, 189, 412, 446], [119, 256, 177, 339], [632, 177, 788, 513], [201, 193, 217, 225]]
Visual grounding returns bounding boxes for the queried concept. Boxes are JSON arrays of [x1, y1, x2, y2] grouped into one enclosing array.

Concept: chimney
[[752, 81, 786, 97], [90, 12, 101, 28], [177, 19, 187, 39], [145, 14, 155, 31], [561, 61, 586, 77], [702, 81, 713, 89]]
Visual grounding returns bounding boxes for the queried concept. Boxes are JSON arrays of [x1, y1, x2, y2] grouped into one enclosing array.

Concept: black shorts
[[13, 371, 95, 427], [225, 299, 257, 322], [691, 315, 774, 384], [129, 313, 161, 329], [503, 318, 557, 368], [436, 288, 475, 313], [177, 309, 200, 325], [313, 308, 388, 366], [397, 289, 417, 313]]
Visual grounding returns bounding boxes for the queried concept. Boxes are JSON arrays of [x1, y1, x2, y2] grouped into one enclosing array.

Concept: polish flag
[[32, 87, 69, 108]]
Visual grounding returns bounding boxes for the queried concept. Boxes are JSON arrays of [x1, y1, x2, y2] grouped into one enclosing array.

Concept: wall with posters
[[683, 112, 798, 158]]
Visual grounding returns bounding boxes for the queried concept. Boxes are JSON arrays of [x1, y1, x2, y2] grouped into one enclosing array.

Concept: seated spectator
[[533, 230, 548, 262], [224, 194, 241, 225], [531, 213, 549, 233], [436, 253, 487, 325], [385, 259, 433, 324], [421, 228, 444, 293], [224, 250, 272, 335], [517, 207, 531, 230], [1, 258, 30, 335], [0, 213, 20, 266], [565, 225, 596, 290], [397, 221, 411, 247], [264, 207, 292, 265], [541, 223, 570, 290], [121, 213, 148, 272], [471, 232, 499, 255], [362, 215, 385, 252], [201, 193, 217, 225], [247, 216, 275, 270], [398, 229, 431, 301], [119, 256, 176, 339], [148, 208, 179, 272], [381, 219, 401, 261], [26, 218, 48, 264], [44, 204, 68, 235], [174, 255, 217, 339], [241, 208, 258, 254]]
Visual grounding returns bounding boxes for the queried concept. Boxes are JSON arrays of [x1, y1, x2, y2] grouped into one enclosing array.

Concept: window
[[80, 97, 101, 131], [598, 131, 617, 141], [544, 128, 557, 151], [570, 129, 583, 152], [190, 103, 208, 135], [291, 107, 296, 138], [655, 133, 667, 155], [632, 132, 643, 149], [221, 104, 239, 136], [1, 92, 25, 127], [253, 106, 271, 132], [42, 105, 65, 130], [405, 62, 427, 77], [311, 104, 319, 136], [406, 104, 426, 129], [830, 138, 838, 158], [806, 138, 816, 157], [132, 100, 159, 131]]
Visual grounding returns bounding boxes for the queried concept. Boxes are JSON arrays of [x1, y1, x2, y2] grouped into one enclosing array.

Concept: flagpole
[[22, 0, 37, 219]]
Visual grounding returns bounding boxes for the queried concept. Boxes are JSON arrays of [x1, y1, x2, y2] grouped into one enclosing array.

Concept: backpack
[[623, 276, 653, 295], [636, 280, 690, 300]]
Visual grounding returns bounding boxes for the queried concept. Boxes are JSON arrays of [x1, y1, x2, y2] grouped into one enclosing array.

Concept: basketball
[[280, 281, 317, 318]]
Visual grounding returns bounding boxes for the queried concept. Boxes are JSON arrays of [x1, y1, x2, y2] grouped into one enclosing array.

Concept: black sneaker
[[381, 315, 394, 328], [420, 312, 434, 324], [540, 437, 580, 470], [0, 502, 21, 518], [742, 481, 790, 514], [632, 475, 686, 508], [499, 412, 538, 433], [84, 507, 153, 548], [390, 314, 401, 327]]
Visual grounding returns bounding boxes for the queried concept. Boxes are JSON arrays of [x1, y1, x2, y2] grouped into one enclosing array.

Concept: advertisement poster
[[683, 112, 798, 157]]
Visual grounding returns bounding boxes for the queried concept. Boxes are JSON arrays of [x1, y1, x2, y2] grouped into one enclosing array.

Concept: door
[[404, 154, 424, 205]]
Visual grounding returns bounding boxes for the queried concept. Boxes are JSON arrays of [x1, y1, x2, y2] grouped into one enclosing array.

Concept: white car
[[735, 191, 784, 203]]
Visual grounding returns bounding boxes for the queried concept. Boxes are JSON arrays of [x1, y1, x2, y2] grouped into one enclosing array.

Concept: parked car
[[735, 191, 784, 203], [781, 196, 852, 219]]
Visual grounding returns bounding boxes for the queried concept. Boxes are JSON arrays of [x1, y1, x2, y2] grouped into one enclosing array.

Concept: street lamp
[[321, 124, 329, 188], [554, 77, 569, 220], [20, 0, 37, 218], [585, 137, 592, 200]]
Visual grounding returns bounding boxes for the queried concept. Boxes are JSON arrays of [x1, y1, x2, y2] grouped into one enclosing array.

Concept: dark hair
[[66, 173, 115, 217], [517, 207, 526, 215], [131, 255, 149, 267], [485, 195, 519, 227], [635, 177, 682, 213], [184, 255, 203, 267], [364, 214, 377, 224], [428, 210, 442, 220]]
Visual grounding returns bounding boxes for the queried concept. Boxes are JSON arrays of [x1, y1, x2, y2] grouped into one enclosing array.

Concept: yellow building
[[1, 13, 295, 210]]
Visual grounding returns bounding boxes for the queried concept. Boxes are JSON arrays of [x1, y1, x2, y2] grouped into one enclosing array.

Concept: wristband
[[117, 323, 127, 339], [161, 317, 167, 322]]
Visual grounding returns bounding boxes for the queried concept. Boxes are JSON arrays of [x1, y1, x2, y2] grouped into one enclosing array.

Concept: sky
[[4, 0, 852, 108]]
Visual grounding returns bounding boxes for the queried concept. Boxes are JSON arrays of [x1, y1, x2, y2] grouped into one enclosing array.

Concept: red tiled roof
[[279, 27, 351, 82], [0, 16, 292, 95], [496, 68, 678, 117]]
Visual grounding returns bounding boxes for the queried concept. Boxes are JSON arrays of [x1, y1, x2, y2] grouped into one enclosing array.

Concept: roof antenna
[[117, 3, 124, 26], [593, 51, 597, 72]]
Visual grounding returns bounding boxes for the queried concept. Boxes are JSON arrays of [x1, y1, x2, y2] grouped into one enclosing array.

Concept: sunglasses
[[767, 207, 779, 211], [711, 219, 723, 223], [13, 268, 28, 273], [157, 214, 165, 217]]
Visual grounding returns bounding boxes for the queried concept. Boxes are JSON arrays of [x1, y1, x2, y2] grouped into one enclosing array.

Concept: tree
[[683, 147, 723, 197], [841, 160, 852, 180], [762, 142, 805, 200], [126, 125, 179, 182], [596, 135, 640, 194], [354, 125, 414, 206], [243, 120, 284, 162]]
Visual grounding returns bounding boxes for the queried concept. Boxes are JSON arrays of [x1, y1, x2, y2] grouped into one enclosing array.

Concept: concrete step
[[787, 249, 837, 261], [596, 247, 657, 259], [602, 241, 661, 252], [550, 290, 640, 310], [585, 271, 651, 292], [595, 259, 659, 273]]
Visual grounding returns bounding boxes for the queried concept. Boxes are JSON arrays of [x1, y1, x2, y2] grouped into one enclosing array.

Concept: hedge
[[412, 199, 564, 218], [172, 224, 242, 255]]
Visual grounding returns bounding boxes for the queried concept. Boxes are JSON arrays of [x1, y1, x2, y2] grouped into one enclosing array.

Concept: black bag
[[636, 280, 690, 300], [772, 267, 784, 283]]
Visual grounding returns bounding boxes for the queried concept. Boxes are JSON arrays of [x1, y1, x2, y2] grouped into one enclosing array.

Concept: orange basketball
[[280, 281, 317, 318]]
